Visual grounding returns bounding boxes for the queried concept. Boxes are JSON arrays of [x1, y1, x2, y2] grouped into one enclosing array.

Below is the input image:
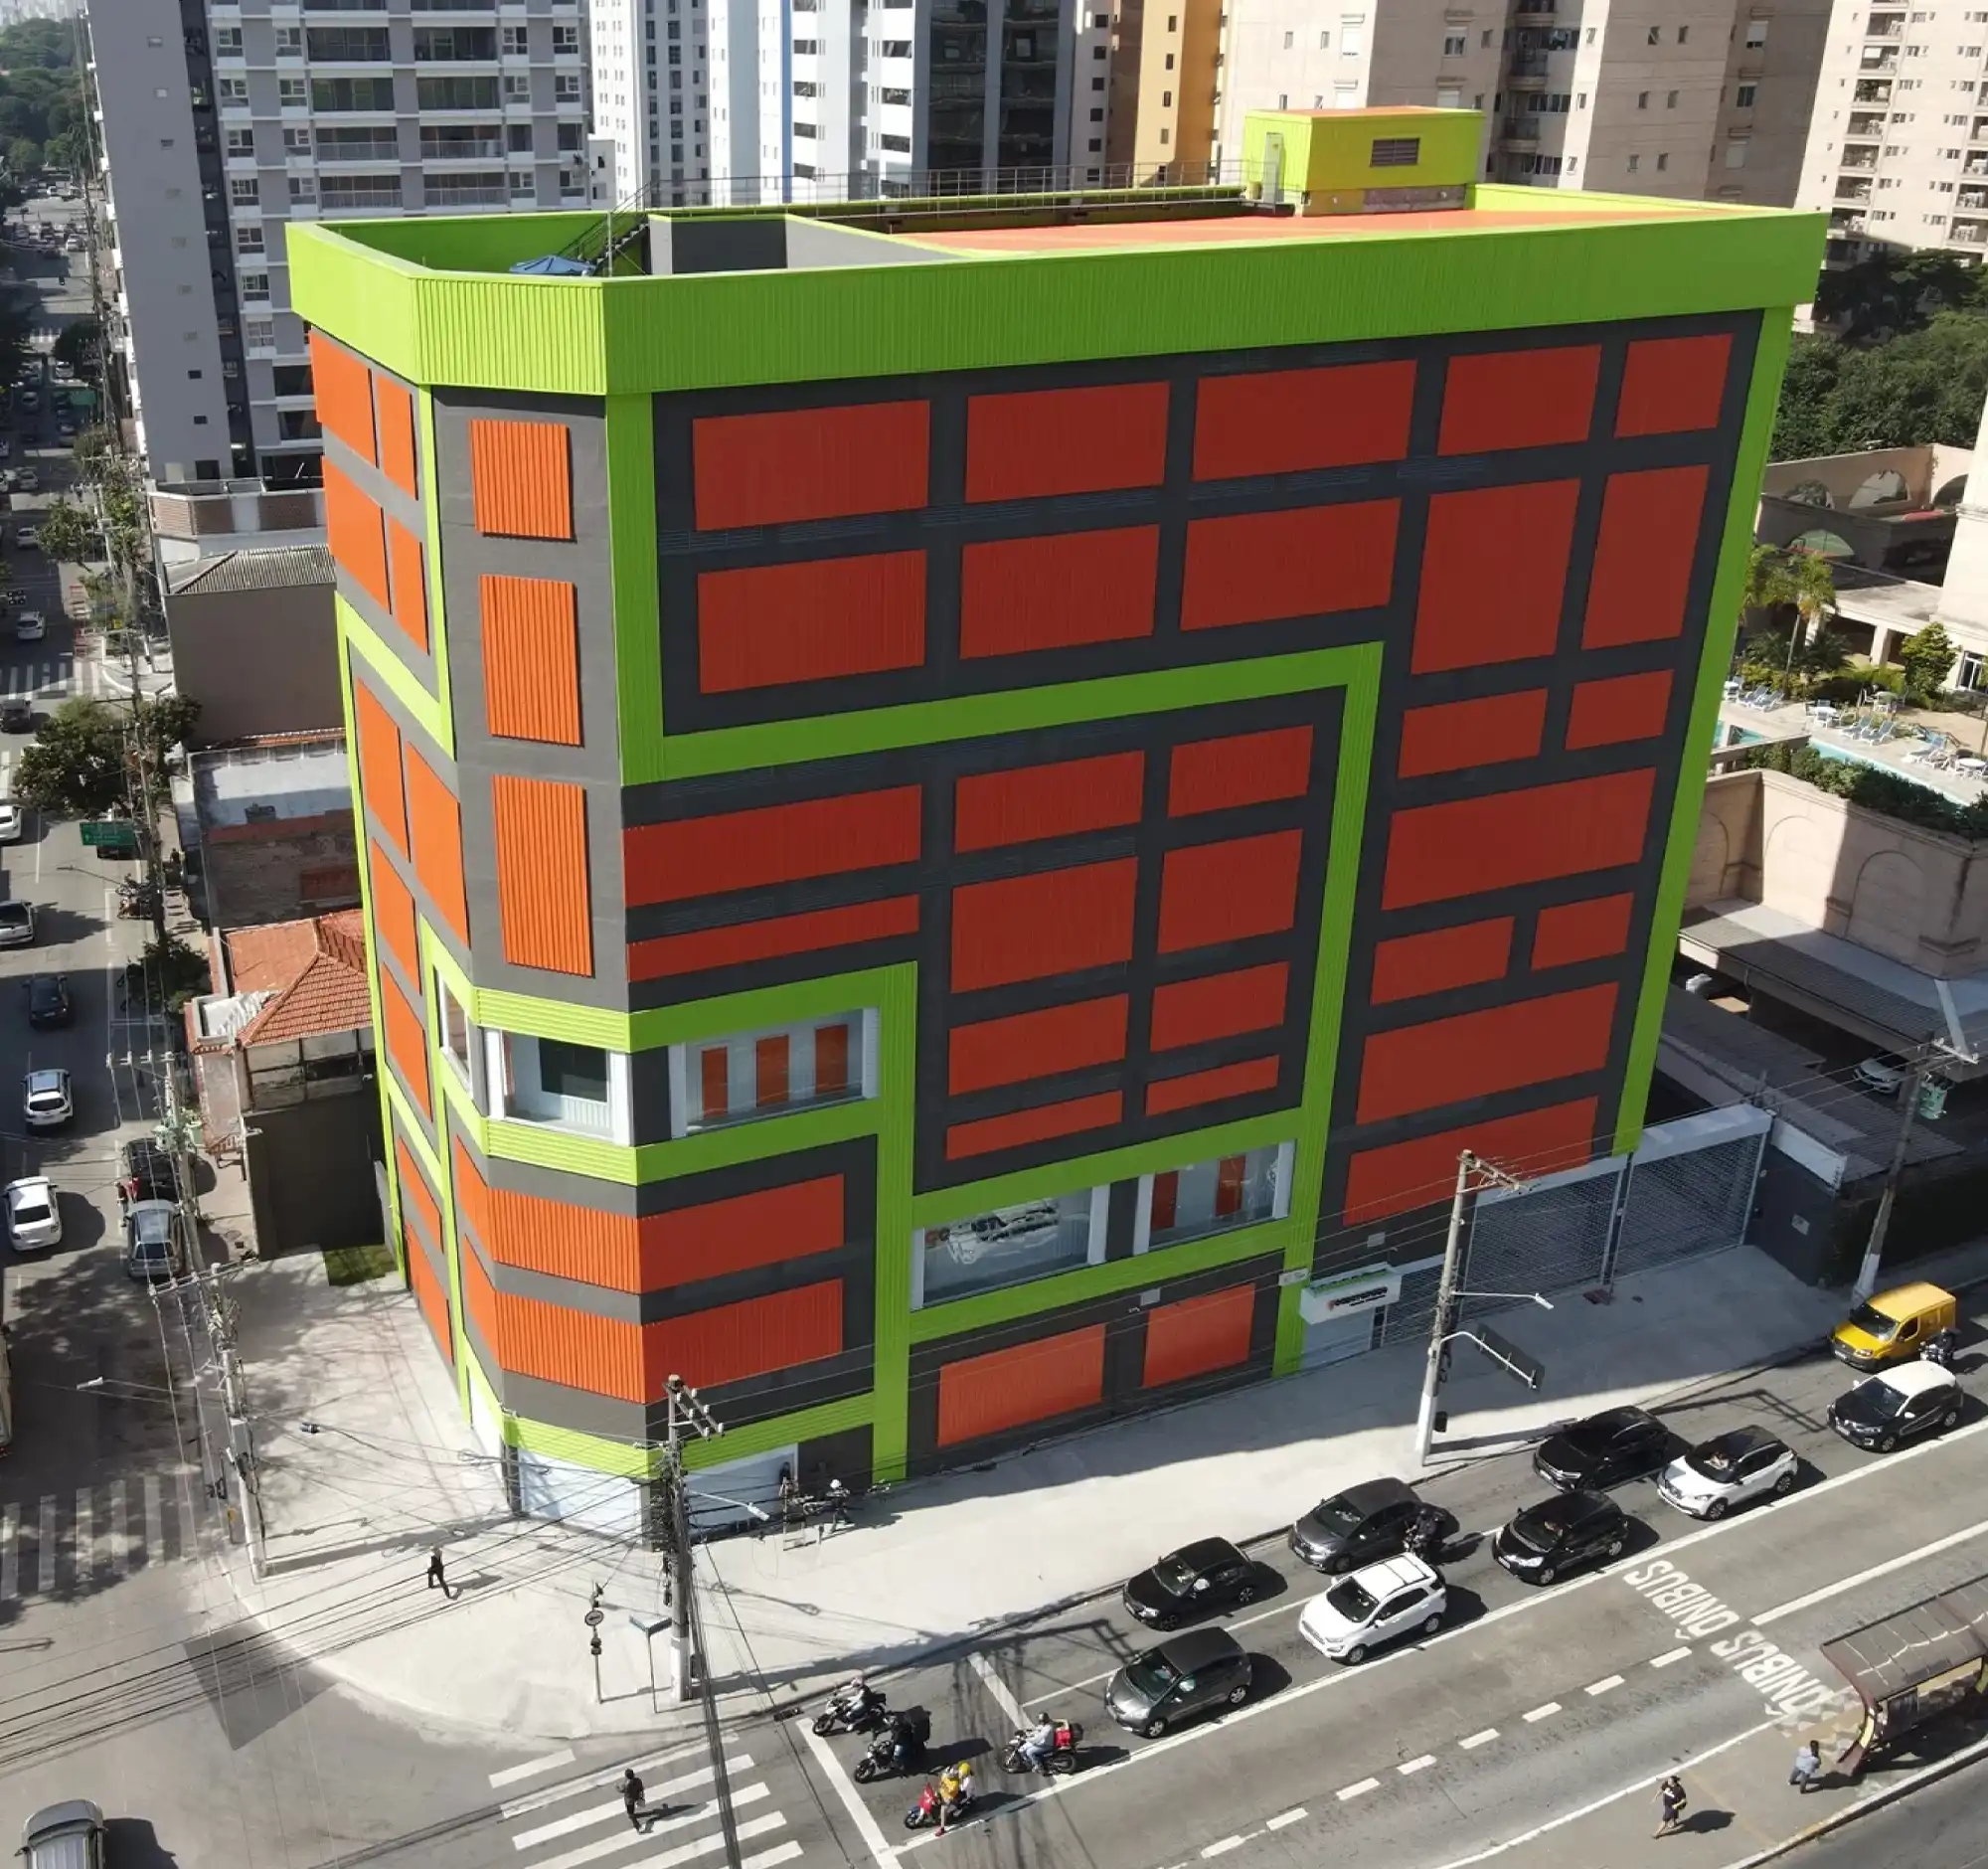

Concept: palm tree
[[1739, 545, 1838, 694]]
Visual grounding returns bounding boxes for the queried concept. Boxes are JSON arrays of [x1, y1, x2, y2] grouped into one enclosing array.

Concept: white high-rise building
[[588, 0, 715, 202], [85, 0, 593, 485]]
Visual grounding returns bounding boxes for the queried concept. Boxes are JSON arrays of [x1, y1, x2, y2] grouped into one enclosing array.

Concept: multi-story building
[[586, 0, 714, 202], [83, 0, 593, 485], [291, 109, 1821, 1531], [1796, 0, 1988, 266], [1105, 0, 1828, 205]]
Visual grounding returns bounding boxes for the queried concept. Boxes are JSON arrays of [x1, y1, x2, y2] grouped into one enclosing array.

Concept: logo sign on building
[[1297, 1264, 1402, 1324]]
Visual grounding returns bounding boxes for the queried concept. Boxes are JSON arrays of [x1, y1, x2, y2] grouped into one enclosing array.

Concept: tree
[[13, 694, 201, 818], [1898, 620, 1959, 701], [1774, 310, 1988, 456], [4, 138, 39, 180], [52, 315, 97, 379], [1812, 250, 1987, 346], [31, 499, 94, 567]]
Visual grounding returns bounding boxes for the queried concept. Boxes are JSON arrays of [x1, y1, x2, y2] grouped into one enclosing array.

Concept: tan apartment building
[[1796, 0, 1988, 266], [1107, 0, 1826, 202]]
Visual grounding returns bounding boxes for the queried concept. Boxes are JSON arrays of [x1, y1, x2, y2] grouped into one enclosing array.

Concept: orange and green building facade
[[291, 110, 1824, 1532]]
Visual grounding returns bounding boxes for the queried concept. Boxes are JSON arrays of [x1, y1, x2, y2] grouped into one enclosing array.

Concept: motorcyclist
[[1018, 1715, 1060, 1772], [1925, 1326, 1960, 1368], [888, 1711, 922, 1771], [935, 1763, 973, 1832]]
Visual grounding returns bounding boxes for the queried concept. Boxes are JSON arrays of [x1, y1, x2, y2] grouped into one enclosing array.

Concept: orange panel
[[693, 401, 929, 529], [1149, 963, 1289, 1051], [1370, 918, 1513, 1004], [954, 752, 1144, 851], [1566, 670, 1674, 750], [404, 746, 469, 944], [386, 516, 429, 653], [450, 1135, 491, 1245], [1438, 345, 1600, 454], [323, 459, 390, 611], [487, 1186, 640, 1286], [407, 1231, 453, 1363], [1533, 893, 1634, 968], [469, 417, 574, 540], [1168, 726, 1314, 816], [1398, 690, 1547, 778], [626, 788, 921, 905], [482, 575, 580, 744], [1342, 1099, 1599, 1225], [949, 995, 1129, 1095], [351, 679, 408, 855], [944, 1091, 1123, 1159], [641, 1175, 845, 1287], [481, 1268, 647, 1402], [367, 839, 418, 982], [395, 1136, 441, 1249], [308, 331, 376, 464], [380, 966, 430, 1118], [492, 774, 592, 975], [1356, 983, 1618, 1123], [376, 375, 420, 495], [1156, 830, 1303, 952], [1382, 769, 1656, 910], [958, 526, 1158, 657], [1192, 360, 1415, 480], [965, 383, 1169, 502], [1582, 465, 1709, 649], [937, 1324, 1107, 1446], [1615, 333, 1732, 438], [698, 550, 926, 692], [951, 859, 1138, 990], [1413, 480, 1578, 673], [630, 897, 919, 980], [1145, 1055, 1280, 1114], [641, 1282, 843, 1392], [1142, 1284, 1256, 1388], [457, 1241, 505, 1365], [1181, 501, 1398, 630]]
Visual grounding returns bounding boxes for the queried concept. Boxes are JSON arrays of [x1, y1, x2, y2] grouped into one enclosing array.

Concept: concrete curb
[[1722, 1729, 1988, 1867]]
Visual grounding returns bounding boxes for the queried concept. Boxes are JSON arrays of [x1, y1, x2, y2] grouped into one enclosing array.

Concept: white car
[[4, 1175, 59, 1251], [22, 1067, 71, 1128], [1297, 1553, 1446, 1664], [1855, 1053, 1909, 1096], [15, 611, 44, 642], [1656, 1427, 1797, 1520], [0, 803, 22, 843], [13, 527, 37, 551], [0, 899, 34, 945]]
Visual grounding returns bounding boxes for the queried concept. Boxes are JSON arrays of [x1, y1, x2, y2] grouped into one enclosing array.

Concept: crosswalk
[[0, 657, 71, 698], [0, 1469, 209, 1601], [489, 1743, 804, 1869]]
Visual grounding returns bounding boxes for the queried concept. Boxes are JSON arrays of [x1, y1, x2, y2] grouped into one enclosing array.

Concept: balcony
[[1866, 13, 1904, 34], [1831, 209, 1870, 233], [1952, 221, 1988, 244], [1966, 152, 1988, 174], [419, 131, 506, 159], [1512, 0, 1558, 18], [1848, 112, 1887, 134], [1840, 147, 1878, 170], [1835, 179, 1873, 202], [1499, 121, 1540, 151], [1961, 186, 1988, 209], [1854, 80, 1894, 102], [1509, 52, 1552, 77], [1858, 49, 1899, 72]]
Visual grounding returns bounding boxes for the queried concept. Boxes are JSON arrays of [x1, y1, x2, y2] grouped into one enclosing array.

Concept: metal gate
[[1610, 1106, 1769, 1281], [1463, 1156, 1620, 1317]]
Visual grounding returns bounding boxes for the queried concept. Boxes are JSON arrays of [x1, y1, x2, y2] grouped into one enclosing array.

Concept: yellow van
[[1831, 1282, 1957, 1370]]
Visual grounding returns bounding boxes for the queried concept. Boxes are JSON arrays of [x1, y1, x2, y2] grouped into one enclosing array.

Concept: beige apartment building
[[1108, 0, 1827, 202], [1795, 0, 1988, 266]]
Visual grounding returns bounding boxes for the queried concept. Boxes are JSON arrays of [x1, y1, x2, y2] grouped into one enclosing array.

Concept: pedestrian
[[1654, 1775, 1688, 1838], [1790, 1741, 1821, 1794], [426, 1547, 454, 1600], [621, 1769, 648, 1833]]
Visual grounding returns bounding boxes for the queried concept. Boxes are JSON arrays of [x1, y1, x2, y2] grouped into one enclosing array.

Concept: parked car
[[20, 467, 42, 491], [1493, 1490, 1628, 1586], [19, 1801, 105, 1869], [0, 800, 21, 837], [1854, 1053, 1910, 1097], [1832, 1282, 1958, 1371], [1656, 1427, 1797, 1519], [1104, 1628, 1251, 1738], [26, 973, 69, 1028], [1297, 1553, 1445, 1664], [4, 1175, 60, 1251], [1532, 1406, 1669, 1490], [123, 1198, 186, 1282], [118, 1138, 176, 1209], [1829, 1363, 1965, 1453], [1288, 1476, 1425, 1574], [1122, 1537, 1261, 1628], [14, 525, 38, 551], [15, 609, 45, 641], [0, 899, 35, 944], [23, 1067, 71, 1128]]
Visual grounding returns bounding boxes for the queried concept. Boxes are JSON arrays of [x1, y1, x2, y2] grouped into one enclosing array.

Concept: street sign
[[81, 819, 138, 853], [582, 1608, 605, 1627], [1471, 1324, 1545, 1392]]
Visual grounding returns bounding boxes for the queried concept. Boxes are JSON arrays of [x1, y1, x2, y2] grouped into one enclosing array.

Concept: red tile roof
[[223, 910, 373, 1046]]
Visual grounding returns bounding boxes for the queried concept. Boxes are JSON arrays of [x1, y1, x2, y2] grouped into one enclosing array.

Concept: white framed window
[[912, 1187, 1109, 1308], [485, 1031, 632, 1143], [230, 176, 259, 205], [215, 25, 243, 54], [1134, 1143, 1293, 1255], [669, 1010, 877, 1136], [436, 970, 476, 1086], [502, 23, 529, 54], [219, 76, 249, 104], [556, 71, 583, 99]]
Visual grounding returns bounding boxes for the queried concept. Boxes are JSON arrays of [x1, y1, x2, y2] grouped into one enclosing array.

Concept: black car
[[25, 973, 69, 1029], [117, 1137, 175, 1210], [1532, 1406, 1668, 1490], [1829, 1363, 1965, 1452], [1493, 1491, 1629, 1586], [1289, 1476, 1422, 1574], [1103, 1628, 1251, 1738], [1122, 1537, 1260, 1627]]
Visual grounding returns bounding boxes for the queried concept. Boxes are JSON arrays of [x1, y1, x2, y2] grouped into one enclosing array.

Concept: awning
[[1821, 1578, 1988, 1705]]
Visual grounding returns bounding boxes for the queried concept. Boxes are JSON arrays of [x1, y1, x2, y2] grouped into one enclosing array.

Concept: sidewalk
[[204, 1239, 1888, 1744]]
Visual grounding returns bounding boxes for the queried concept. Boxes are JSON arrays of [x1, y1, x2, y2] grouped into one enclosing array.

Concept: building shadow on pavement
[[104, 1817, 179, 1869]]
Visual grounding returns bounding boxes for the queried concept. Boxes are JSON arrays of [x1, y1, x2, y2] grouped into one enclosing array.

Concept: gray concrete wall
[[169, 580, 342, 748]]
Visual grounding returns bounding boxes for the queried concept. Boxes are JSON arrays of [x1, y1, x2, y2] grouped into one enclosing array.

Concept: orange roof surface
[[905, 203, 1700, 254], [223, 909, 373, 1046]]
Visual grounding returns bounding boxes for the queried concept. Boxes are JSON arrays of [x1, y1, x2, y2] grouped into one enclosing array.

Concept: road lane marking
[[1200, 1838, 1245, 1858], [143, 1476, 162, 1564], [1399, 1756, 1436, 1776], [1651, 1647, 1692, 1667], [1584, 1674, 1624, 1696], [624, 1812, 783, 1869], [1522, 1703, 1560, 1723], [0, 1504, 15, 1599], [740, 1846, 801, 1869], [1264, 1808, 1306, 1829], [490, 1747, 578, 1788], [968, 1650, 1028, 1728], [175, 1469, 198, 1564], [1459, 1729, 1498, 1751], [1337, 1779, 1380, 1801], [802, 1719, 894, 1869], [1753, 1512, 1988, 1625], [531, 1788, 772, 1869], [512, 1763, 747, 1849], [497, 1743, 709, 1820], [73, 1487, 89, 1584], [36, 1496, 53, 1592], [109, 1479, 128, 1570]]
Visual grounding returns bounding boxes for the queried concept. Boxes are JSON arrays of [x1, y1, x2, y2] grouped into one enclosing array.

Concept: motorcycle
[[852, 1711, 929, 1784], [1403, 1503, 1460, 1561], [904, 1781, 975, 1831], [999, 1718, 1082, 1777], [115, 884, 158, 921], [812, 1677, 887, 1737], [1923, 1329, 1959, 1371]]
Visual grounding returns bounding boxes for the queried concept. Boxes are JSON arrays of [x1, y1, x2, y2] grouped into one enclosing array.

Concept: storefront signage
[[1297, 1264, 1402, 1324]]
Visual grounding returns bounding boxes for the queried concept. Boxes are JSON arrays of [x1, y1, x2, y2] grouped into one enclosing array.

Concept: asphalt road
[[1785, 1759, 1988, 1869]]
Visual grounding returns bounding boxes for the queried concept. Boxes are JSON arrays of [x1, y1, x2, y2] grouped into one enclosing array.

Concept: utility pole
[[663, 1373, 722, 1705], [1853, 1050, 1938, 1304], [1413, 1149, 1527, 1468]]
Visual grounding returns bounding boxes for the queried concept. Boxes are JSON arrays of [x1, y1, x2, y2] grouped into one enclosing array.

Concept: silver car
[[23, 1067, 71, 1128], [19, 1802, 104, 1869], [123, 1199, 186, 1282]]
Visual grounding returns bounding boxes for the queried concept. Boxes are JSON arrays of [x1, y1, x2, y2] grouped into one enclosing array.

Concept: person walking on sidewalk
[[426, 1547, 454, 1600], [1654, 1775, 1688, 1837], [621, 1769, 649, 1833], [1790, 1741, 1821, 1794]]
